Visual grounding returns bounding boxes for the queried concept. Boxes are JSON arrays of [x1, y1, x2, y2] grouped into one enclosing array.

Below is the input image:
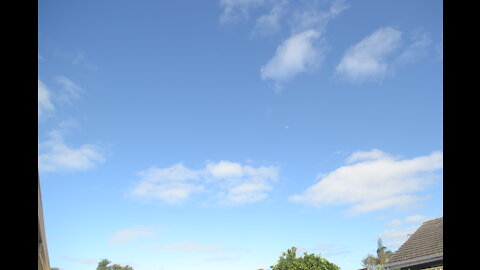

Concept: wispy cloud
[[288, 0, 349, 34], [289, 149, 443, 215], [300, 243, 352, 258], [396, 29, 432, 65], [346, 148, 393, 164], [218, 0, 349, 90], [39, 76, 83, 118], [129, 161, 279, 205], [387, 219, 404, 227], [109, 226, 160, 245], [336, 27, 403, 83], [71, 49, 100, 71], [38, 79, 55, 119], [54, 76, 82, 104], [151, 240, 237, 253], [252, 0, 288, 36], [201, 255, 241, 262], [261, 29, 324, 91], [388, 215, 431, 227], [437, 32, 443, 61], [259, 0, 348, 90], [379, 226, 418, 250], [219, 0, 267, 24], [404, 214, 430, 224], [38, 126, 105, 173], [130, 163, 205, 204], [72, 49, 86, 65]]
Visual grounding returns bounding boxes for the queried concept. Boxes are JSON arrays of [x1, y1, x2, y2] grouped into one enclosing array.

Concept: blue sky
[[38, 0, 443, 269]]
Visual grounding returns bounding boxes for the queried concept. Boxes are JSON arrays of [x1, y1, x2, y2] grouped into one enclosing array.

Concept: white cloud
[[206, 161, 244, 179], [346, 148, 393, 164], [261, 29, 323, 90], [130, 161, 279, 205], [130, 163, 205, 204], [259, 0, 349, 90], [336, 27, 402, 82], [289, 149, 443, 215], [38, 129, 105, 172], [109, 226, 159, 245], [205, 161, 279, 204], [38, 79, 55, 119]]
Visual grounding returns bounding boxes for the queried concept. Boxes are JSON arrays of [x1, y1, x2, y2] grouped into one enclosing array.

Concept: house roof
[[387, 217, 443, 264]]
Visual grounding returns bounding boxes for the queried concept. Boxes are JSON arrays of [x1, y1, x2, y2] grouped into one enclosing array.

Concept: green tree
[[361, 239, 394, 270], [97, 259, 111, 270], [270, 247, 340, 270], [96, 259, 134, 270]]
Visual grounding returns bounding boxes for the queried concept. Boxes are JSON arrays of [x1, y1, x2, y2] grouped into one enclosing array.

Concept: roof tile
[[388, 217, 443, 263]]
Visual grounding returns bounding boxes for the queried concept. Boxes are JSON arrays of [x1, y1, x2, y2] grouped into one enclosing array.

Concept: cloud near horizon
[[130, 161, 279, 205], [289, 149, 443, 215]]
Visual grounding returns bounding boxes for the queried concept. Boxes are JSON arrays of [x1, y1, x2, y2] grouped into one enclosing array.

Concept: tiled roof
[[388, 217, 443, 264]]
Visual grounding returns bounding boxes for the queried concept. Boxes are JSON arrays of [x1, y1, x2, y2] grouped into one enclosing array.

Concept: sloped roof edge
[[387, 217, 443, 264], [386, 253, 442, 269]]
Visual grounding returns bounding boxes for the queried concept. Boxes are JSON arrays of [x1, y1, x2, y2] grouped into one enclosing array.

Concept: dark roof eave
[[385, 253, 443, 269]]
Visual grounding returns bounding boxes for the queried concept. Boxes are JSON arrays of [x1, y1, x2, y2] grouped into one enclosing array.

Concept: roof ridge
[[422, 217, 443, 224]]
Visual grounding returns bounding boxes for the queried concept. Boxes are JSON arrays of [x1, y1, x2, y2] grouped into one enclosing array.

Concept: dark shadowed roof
[[388, 217, 443, 264]]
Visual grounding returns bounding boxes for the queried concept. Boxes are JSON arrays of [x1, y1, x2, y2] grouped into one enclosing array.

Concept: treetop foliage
[[96, 259, 134, 270], [270, 247, 340, 270]]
